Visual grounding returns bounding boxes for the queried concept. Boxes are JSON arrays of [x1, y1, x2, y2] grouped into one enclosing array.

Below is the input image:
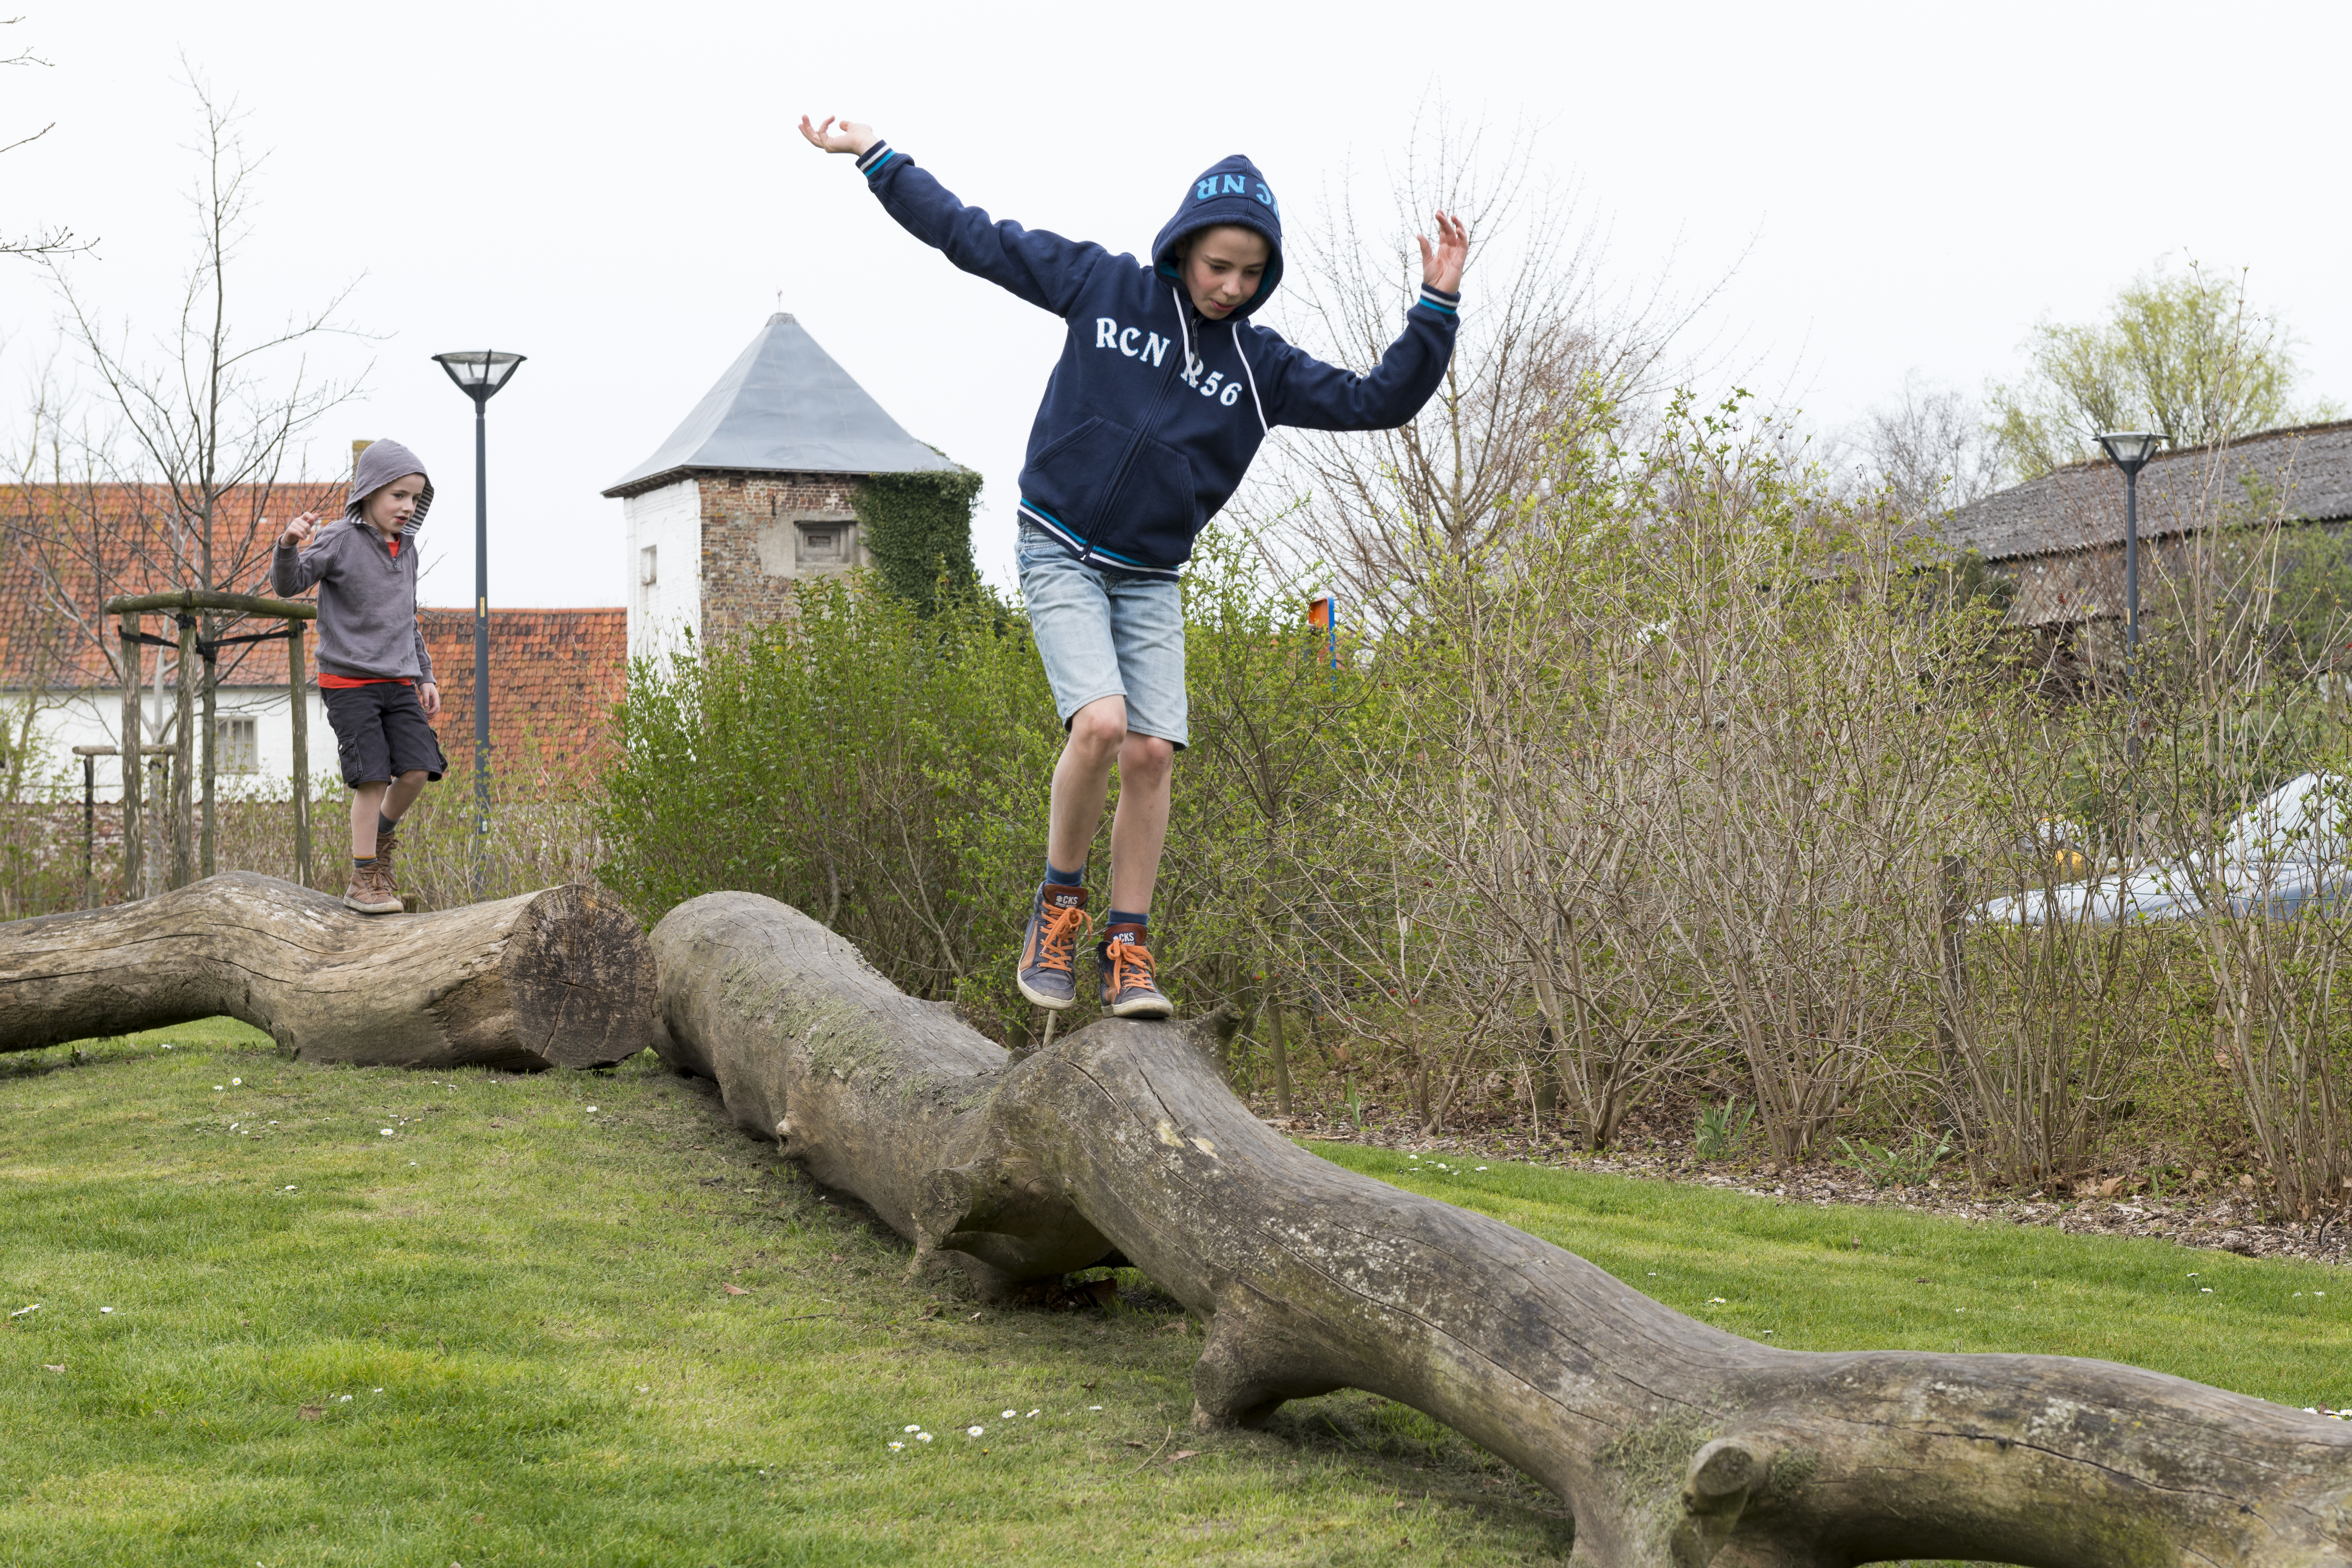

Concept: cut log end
[[497, 883, 665, 1069]]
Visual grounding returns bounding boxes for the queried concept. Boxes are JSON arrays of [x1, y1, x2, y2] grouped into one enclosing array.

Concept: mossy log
[[0, 871, 659, 1070], [651, 891, 2351, 1568]]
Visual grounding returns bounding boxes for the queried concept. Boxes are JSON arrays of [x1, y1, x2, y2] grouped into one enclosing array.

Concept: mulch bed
[[1257, 1104, 2352, 1271]]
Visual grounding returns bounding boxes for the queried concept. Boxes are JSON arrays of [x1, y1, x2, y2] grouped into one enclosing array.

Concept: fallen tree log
[[652, 891, 2351, 1567], [0, 871, 660, 1070]]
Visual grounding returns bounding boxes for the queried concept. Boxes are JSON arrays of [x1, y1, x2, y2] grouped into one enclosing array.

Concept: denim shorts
[[1015, 522, 1187, 749]]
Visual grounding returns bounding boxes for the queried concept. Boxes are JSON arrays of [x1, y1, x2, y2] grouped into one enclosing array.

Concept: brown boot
[[374, 821, 401, 881], [343, 858, 402, 915]]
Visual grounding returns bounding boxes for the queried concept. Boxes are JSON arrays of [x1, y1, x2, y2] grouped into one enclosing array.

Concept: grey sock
[[378, 811, 396, 839]]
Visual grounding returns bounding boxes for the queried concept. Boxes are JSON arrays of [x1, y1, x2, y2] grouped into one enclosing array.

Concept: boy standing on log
[[801, 115, 1467, 1019], [272, 438, 447, 915]]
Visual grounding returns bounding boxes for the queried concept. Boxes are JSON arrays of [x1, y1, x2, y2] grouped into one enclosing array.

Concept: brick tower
[[603, 313, 959, 660]]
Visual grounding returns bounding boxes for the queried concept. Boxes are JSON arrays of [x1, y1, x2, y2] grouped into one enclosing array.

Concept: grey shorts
[[1015, 522, 1187, 749]]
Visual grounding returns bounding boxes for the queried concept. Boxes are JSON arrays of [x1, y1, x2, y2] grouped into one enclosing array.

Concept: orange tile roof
[[4, 485, 629, 774], [0, 481, 343, 688], [418, 607, 628, 775]]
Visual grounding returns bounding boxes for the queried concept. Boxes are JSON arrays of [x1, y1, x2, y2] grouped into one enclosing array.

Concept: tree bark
[[651, 891, 2351, 1568], [0, 871, 659, 1070]]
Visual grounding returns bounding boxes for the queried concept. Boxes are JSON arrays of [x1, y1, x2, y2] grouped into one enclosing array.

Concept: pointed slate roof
[[602, 313, 958, 498]]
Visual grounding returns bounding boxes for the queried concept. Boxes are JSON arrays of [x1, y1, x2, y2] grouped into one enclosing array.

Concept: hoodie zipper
[[1081, 287, 1194, 563]]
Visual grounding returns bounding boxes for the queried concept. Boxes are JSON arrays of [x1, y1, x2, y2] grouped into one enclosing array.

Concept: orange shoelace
[[1105, 938, 1158, 994], [1033, 902, 1091, 974]]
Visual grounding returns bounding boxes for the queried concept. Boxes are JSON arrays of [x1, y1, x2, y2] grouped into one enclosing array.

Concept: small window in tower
[[216, 716, 258, 774], [794, 517, 854, 569], [640, 545, 657, 586]]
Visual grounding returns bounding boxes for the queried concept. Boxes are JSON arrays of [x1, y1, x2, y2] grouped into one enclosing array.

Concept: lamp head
[[433, 350, 526, 404], [2096, 430, 2166, 475]]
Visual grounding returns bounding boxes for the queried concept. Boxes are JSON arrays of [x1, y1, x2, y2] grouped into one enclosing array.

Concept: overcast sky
[[5, 0, 2345, 608]]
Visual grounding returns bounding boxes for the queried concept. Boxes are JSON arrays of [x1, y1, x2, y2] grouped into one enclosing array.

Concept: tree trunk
[[199, 615, 217, 880], [171, 614, 194, 888], [651, 891, 2351, 1568], [0, 871, 659, 1070]]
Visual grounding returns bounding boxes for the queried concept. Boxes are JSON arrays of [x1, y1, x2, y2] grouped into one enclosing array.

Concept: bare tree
[[1245, 107, 1701, 620], [43, 69, 366, 883], [2, 16, 92, 261], [1840, 370, 2002, 518]]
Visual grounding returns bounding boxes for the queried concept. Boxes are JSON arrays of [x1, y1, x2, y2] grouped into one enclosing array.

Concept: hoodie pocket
[[1022, 416, 1197, 567], [1022, 417, 1127, 530], [1104, 433, 1199, 569]]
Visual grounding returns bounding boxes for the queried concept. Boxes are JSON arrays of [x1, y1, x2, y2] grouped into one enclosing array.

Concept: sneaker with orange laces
[[1016, 882, 1090, 1010], [1096, 923, 1173, 1020]]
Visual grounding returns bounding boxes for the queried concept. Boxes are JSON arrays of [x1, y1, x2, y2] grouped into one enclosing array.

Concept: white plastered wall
[[624, 479, 702, 663], [4, 683, 338, 800]]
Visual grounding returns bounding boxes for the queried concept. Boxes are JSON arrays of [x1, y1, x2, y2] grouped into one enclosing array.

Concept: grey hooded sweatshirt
[[272, 438, 437, 683]]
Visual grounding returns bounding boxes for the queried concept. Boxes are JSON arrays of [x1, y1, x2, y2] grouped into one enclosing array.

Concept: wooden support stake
[[289, 621, 312, 889], [171, 614, 196, 889], [118, 615, 143, 897], [80, 751, 97, 908]]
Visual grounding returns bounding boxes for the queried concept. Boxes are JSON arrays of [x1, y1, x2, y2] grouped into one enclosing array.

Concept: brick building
[[602, 313, 960, 660]]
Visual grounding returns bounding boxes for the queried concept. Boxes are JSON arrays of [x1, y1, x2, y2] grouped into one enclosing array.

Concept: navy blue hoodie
[[855, 141, 1461, 579]]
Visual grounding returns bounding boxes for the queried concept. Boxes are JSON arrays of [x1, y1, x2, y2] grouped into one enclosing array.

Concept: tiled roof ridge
[[1941, 418, 2352, 567], [2041, 417, 2352, 477]]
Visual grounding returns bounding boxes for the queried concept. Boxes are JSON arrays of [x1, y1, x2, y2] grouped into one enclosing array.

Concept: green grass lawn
[[1313, 1144, 2352, 1410], [1, 1024, 2344, 1566]]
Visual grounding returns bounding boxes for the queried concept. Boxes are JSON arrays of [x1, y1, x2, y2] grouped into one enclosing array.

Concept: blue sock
[[1045, 860, 1086, 888], [1105, 909, 1149, 934]]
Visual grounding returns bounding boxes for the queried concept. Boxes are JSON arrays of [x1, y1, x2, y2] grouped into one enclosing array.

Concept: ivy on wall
[[855, 467, 983, 615]]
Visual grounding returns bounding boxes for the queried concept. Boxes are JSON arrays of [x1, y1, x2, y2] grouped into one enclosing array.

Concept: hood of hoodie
[[346, 438, 434, 528], [1151, 155, 1284, 319]]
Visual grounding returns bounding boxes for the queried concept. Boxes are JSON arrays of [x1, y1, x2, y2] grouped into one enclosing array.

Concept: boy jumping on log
[[801, 115, 1468, 1020], [272, 438, 447, 916]]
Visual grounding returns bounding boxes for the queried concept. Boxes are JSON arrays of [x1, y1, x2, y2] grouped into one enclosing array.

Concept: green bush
[[597, 576, 1053, 1017], [583, 401, 2352, 1210], [854, 468, 983, 616]]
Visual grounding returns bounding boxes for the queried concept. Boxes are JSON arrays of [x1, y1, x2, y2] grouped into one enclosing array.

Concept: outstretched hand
[[798, 115, 877, 157], [1418, 211, 1470, 294], [277, 511, 322, 551]]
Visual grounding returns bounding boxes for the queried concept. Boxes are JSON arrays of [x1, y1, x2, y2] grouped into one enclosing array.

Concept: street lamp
[[2095, 430, 2165, 657], [431, 350, 526, 891]]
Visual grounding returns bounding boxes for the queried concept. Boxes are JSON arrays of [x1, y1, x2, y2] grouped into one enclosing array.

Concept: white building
[[602, 312, 960, 662]]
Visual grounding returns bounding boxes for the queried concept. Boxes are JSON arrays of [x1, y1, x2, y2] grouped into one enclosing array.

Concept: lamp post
[[2095, 430, 2166, 659], [431, 350, 526, 892], [2097, 430, 2166, 766]]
